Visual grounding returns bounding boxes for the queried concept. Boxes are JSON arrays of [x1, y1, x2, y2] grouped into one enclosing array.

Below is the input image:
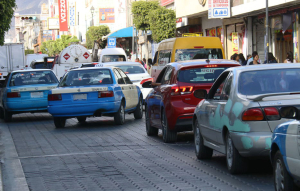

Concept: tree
[[86, 25, 110, 49], [148, 7, 176, 43], [0, 0, 16, 45], [41, 35, 80, 56]]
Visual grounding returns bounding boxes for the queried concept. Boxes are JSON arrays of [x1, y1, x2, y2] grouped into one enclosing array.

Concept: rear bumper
[[5, 99, 48, 112], [48, 101, 120, 117], [230, 131, 272, 157], [175, 114, 193, 132]]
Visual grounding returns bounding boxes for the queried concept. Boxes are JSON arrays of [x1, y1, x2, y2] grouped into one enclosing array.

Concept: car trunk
[[127, 73, 151, 86], [177, 82, 212, 105]]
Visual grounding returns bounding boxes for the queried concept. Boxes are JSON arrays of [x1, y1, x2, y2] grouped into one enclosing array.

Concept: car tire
[[54, 117, 66, 128], [134, 97, 143, 119], [273, 150, 297, 191], [145, 105, 158, 136], [3, 109, 12, 122], [226, 132, 249, 174], [161, 109, 177, 143], [194, 118, 213, 160], [0, 108, 4, 119], [77, 117, 87, 123], [114, 101, 125, 125]]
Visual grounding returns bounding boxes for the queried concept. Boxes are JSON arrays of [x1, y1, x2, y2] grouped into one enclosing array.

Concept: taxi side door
[[113, 69, 131, 110]]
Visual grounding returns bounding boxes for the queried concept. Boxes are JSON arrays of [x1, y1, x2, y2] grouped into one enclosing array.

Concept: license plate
[[73, 94, 87, 101], [31, 92, 43, 98]]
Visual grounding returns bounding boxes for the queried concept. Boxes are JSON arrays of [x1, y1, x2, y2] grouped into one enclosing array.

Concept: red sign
[[63, 53, 70, 60], [83, 52, 89, 59], [161, 0, 174, 6], [58, 0, 68, 31]]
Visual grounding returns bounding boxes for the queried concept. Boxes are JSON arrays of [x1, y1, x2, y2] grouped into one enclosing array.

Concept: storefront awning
[[102, 26, 134, 41]]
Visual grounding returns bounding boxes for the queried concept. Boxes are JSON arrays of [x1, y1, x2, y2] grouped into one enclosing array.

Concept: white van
[[25, 54, 48, 67], [99, 48, 127, 63]]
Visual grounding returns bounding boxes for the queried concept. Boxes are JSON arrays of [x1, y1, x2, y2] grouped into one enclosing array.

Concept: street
[[1, 113, 274, 191]]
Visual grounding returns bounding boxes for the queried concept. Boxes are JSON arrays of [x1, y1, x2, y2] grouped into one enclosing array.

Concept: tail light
[[140, 78, 153, 85], [48, 94, 62, 101], [98, 91, 114, 98], [171, 86, 193, 96], [7, 92, 20, 98], [242, 108, 264, 121], [264, 107, 280, 120]]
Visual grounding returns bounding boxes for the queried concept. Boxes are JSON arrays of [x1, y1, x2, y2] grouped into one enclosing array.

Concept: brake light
[[140, 78, 153, 85], [264, 107, 280, 120], [7, 92, 20, 98], [48, 94, 62, 101], [242, 108, 264, 121], [205, 65, 218, 68], [171, 86, 193, 96], [98, 91, 114, 98]]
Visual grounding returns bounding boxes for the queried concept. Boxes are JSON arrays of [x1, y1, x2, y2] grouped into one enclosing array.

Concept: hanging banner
[[58, 0, 68, 31], [99, 8, 115, 23], [232, 32, 239, 54], [208, 0, 230, 19]]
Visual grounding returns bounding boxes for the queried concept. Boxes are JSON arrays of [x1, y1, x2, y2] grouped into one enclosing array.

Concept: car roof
[[72, 66, 116, 71], [227, 63, 300, 73], [170, 59, 240, 70], [12, 69, 53, 73], [98, 61, 143, 66]]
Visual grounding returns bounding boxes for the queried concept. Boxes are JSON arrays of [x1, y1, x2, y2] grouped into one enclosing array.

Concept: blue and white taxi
[[47, 67, 143, 128], [0, 69, 59, 122], [271, 112, 300, 191]]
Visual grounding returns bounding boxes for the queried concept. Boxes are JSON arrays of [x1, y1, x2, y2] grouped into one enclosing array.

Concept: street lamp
[[90, 6, 95, 26]]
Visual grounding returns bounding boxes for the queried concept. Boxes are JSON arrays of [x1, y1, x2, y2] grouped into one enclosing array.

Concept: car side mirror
[[194, 89, 207, 99], [142, 81, 152, 88], [280, 106, 299, 119]]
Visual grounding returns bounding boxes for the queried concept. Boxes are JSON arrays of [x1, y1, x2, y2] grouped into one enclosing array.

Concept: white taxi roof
[[96, 62, 143, 67], [12, 69, 53, 73]]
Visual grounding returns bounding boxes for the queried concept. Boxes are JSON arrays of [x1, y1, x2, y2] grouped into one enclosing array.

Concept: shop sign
[[182, 33, 203, 37], [161, 0, 174, 6], [69, 5, 75, 26], [232, 32, 239, 54], [208, 0, 230, 19], [48, 18, 60, 30], [99, 8, 115, 24], [58, 0, 68, 31]]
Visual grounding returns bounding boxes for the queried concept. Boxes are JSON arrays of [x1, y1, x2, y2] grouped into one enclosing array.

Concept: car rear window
[[175, 49, 223, 62], [102, 55, 126, 63], [59, 69, 113, 87], [10, 71, 58, 86], [239, 69, 300, 95], [178, 67, 228, 83], [81, 64, 96, 68], [117, 65, 145, 74]]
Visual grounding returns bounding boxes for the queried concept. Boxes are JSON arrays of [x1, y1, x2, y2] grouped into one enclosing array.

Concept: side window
[[153, 51, 158, 65], [208, 72, 230, 100], [158, 50, 171, 66], [161, 67, 173, 85], [118, 69, 132, 84], [114, 69, 125, 84], [220, 73, 233, 100], [156, 67, 168, 83]]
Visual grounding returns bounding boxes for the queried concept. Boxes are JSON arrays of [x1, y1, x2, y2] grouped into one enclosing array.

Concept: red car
[[143, 59, 240, 143]]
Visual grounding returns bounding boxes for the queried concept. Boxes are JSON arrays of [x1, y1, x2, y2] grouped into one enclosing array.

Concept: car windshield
[[117, 65, 145, 74], [178, 67, 228, 83], [81, 64, 96, 68], [10, 71, 58, 86], [239, 69, 300, 95], [59, 69, 113, 87], [102, 55, 126, 63], [175, 49, 223, 62]]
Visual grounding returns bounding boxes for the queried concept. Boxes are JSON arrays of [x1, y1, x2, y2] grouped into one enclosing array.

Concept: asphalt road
[[1, 113, 274, 191]]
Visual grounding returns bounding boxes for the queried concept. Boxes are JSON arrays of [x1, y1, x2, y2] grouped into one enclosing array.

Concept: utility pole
[[265, 0, 269, 63]]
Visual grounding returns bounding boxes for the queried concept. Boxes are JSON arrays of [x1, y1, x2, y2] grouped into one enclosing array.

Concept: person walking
[[284, 51, 294, 63], [263, 52, 277, 64], [247, 51, 258, 65], [249, 53, 260, 65]]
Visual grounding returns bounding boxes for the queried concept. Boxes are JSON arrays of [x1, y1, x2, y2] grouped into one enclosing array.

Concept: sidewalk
[[0, 122, 29, 191]]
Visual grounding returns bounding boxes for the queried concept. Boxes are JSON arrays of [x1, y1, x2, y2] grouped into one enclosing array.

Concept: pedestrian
[[247, 51, 258, 65], [243, 54, 251, 66], [232, 53, 239, 62], [238, 53, 245, 65], [249, 52, 260, 65], [284, 51, 294, 63], [263, 52, 277, 64], [135, 58, 140, 62], [142, 58, 147, 69]]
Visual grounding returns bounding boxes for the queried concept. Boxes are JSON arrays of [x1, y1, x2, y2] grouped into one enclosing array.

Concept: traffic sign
[[107, 37, 116, 48]]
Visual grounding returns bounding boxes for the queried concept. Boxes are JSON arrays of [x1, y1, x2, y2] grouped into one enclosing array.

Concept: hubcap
[[226, 134, 233, 168], [275, 159, 284, 191], [195, 123, 200, 153]]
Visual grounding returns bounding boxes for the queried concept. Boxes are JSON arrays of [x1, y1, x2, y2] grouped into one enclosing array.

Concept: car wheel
[[53, 117, 66, 128], [274, 150, 297, 191], [226, 133, 249, 174], [161, 109, 177, 143], [145, 105, 158, 136], [77, 117, 87, 123], [0, 108, 4, 119], [134, 97, 143, 119], [194, 118, 213, 159], [114, 101, 125, 125], [3, 109, 12, 122]]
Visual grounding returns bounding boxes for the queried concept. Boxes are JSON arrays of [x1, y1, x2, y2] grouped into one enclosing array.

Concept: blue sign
[[108, 37, 116, 48], [213, 8, 229, 17]]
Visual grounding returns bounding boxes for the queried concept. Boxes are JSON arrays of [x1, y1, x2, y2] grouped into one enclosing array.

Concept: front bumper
[[230, 131, 272, 157]]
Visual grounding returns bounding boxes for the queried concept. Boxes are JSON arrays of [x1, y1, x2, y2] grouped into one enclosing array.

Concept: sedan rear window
[[102, 55, 126, 63], [10, 71, 58, 86], [178, 67, 228, 83], [239, 69, 300, 95], [59, 69, 113, 87], [117, 65, 146, 74]]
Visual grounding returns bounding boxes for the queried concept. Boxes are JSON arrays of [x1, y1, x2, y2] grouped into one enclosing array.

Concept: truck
[[25, 53, 48, 67], [0, 43, 26, 84]]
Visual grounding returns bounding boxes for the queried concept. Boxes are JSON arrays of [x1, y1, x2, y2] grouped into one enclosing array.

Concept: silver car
[[193, 64, 300, 174]]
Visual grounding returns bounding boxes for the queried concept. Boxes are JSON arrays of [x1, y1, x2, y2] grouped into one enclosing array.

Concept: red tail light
[[98, 91, 114, 98], [171, 86, 193, 96], [140, 78, 153, 85], [264, 107, 280, 120], [7, 92, 20, 98], [48, 94, 62, 101], [242, 108, 264, 121]]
